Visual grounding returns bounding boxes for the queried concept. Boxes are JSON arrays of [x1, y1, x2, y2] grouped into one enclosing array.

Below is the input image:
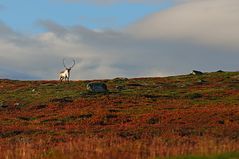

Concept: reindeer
[[59, 59, 75, 82]]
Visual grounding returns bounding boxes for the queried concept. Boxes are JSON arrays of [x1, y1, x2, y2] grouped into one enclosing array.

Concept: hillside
[[0, 72, 239, 159]]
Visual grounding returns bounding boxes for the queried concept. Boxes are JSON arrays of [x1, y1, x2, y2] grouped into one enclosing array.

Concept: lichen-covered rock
[[191, 70, 203, 75], [87, 82, 108, 93], [217, 70, 224, 73], [0, 101, 8, 109]]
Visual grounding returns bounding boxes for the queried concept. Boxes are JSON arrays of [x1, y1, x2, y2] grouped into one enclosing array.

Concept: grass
[[0, 71, 239, 159], [2, 136, 239, 159], [160, 152, 239, 159]]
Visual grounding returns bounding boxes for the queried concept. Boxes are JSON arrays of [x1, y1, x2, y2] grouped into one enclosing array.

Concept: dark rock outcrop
[[87, 82, 108, 93]]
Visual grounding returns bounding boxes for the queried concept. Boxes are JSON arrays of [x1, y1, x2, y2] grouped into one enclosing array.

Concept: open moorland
[[0, 72, 239, 159]]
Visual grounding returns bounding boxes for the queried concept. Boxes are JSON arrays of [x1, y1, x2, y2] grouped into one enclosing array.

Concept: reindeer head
[[63, 58, 75, 72]]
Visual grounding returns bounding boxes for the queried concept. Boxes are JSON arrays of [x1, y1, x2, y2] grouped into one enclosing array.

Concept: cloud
[[0, 21, 17, 37], [0, 67, 38, 80], [128, 0, 239, 50], [1, 0, 239, 80]]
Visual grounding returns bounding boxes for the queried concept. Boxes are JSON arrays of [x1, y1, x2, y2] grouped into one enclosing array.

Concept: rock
[[87, 82, 108, 93], [114, 77, 128, 80], [113, 77, 129, 82], [0, 101, 8, 109], [14, 103, 20, 106], [178, 84, 187, 88], [217, 70, 224, 73], [196, 79, 206, 84], [0, 101, 4, 107], [191, 70, 203, 75]]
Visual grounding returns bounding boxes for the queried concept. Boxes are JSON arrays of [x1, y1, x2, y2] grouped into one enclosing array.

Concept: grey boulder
[[191, 70, 203, 75], [87, 82, 108, 93]]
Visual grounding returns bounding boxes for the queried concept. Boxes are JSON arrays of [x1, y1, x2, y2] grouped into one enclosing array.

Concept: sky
[[0, 0, 172, 32], [0, 0, 239, 80]]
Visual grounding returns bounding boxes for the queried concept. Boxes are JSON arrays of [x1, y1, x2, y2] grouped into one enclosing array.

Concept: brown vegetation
[[0, 72, 239, 158]]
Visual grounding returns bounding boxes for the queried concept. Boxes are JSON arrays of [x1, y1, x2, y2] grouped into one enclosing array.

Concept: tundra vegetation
[[0, 72, 239, 159]]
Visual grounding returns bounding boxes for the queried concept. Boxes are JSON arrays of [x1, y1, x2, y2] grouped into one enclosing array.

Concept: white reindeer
[[59, 59, 75, 82]]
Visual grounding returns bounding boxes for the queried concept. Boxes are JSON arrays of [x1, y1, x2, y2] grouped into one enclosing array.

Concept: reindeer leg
[[60, 76, 64, 82]]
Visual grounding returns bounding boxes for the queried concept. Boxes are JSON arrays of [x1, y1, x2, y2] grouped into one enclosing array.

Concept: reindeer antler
[[70, 59, 75, 69], [63, 58, 75, 69], [63, 58, 67, 69]]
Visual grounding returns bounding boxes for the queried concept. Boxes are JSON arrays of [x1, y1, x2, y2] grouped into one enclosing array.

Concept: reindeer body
[[59, 59, 75, 82], [59, 69, 71, 82]]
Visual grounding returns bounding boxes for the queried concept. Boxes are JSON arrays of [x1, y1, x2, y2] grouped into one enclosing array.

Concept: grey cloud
[[34, 21, 239, 78], [0, 67, 39, 80], [128, 0, 239, 50], [0, 21, 44, 48], [37, 20, 67, 36], [0, 21, 17, 38]]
